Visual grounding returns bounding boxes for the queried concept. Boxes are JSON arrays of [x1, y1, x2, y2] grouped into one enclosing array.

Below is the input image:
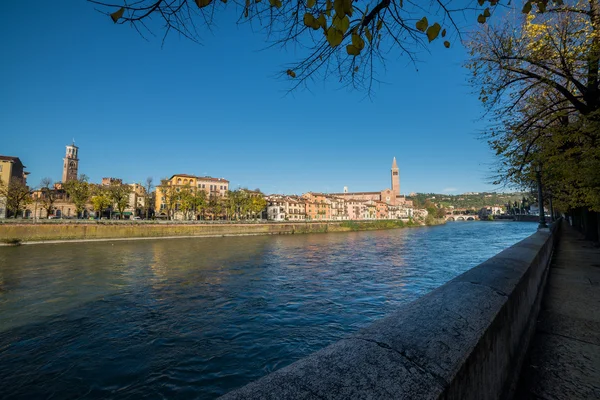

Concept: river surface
[[0, 221, 536, 399]]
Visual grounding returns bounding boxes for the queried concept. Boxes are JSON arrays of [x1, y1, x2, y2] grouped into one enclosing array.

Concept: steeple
[[391, 156, 400, 197]]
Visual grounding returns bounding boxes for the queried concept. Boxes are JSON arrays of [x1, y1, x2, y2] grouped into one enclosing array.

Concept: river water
[[0, 221, 536, 399]]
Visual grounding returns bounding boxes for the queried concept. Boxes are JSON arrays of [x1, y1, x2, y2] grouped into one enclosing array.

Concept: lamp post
[[535, 164, 548, 229]]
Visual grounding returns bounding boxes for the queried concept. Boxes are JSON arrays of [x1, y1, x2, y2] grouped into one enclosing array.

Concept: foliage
[[88, 0, 550, 92], [157, 178, 178, 220], [91, 186, 112, 217], [64, 175, 91, 218], [0, 178, 31, 217], [466, 0, 600, 211], [108, 182, 132, 219]]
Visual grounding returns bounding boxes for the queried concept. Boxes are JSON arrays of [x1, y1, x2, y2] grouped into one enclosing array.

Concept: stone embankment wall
[[0, 220, 441, 244], [221, 222, 561, 400]]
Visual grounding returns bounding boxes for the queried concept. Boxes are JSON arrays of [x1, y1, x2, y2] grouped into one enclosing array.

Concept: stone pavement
[[515, 221, 600, 399]]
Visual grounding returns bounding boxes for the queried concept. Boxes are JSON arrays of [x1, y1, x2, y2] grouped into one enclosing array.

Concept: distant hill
[[408, 192, 529, 210]]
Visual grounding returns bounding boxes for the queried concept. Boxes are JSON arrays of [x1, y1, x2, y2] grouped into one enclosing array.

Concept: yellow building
[[0, 155, 29, 218], [155, 174, 229, 219]]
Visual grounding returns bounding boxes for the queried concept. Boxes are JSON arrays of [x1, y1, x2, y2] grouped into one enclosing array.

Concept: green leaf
[[477, 14, 486, 23], [326, 27, 343, 47], [304, 13, 315, 27], [483, 7, 491, 17], [307, 0, 316, 7], [352, 33, 365, 49], [415, 17, 428, 33], [426, 22, 441, 42], [110, 7, 125, 23], [365, 26, 372, 43]]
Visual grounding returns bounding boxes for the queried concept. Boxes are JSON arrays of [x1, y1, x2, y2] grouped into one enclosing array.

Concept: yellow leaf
[[325, 0, 331, 16], [307, 0, 316, 7], [304, 13, 315, 27], [483, 7, 491, 17], [415, 17, 428, 33], [346, 44, 360, 56], [441, 28, 446, 37], [522, 1, 532, 13], [110, 7, 125, 23], [286, 69, 297, 78], [444, 40, 450, 48], [269, 0, 282, 7], [365, 26, 372, 43], [352, 33, 365, 50], [426, 22, 441, 42], [195, 0, 213, 8], [326, 27, 343, 47], [477, 14, 486, 23], [376, 19, 382, 31]]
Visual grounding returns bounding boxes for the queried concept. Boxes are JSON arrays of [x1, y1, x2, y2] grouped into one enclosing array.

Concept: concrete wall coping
[[221, 222, 560, 399]]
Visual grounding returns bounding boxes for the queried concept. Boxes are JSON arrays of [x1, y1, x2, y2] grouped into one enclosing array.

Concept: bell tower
[[391, 157, 400, 197], [62, 142, 79, 183]]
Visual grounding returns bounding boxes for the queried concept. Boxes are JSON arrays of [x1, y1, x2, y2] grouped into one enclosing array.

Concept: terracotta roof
[[330, 191, 380, 195], [169, 174, 229, 183]]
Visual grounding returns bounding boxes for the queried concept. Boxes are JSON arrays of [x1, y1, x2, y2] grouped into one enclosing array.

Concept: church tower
[[391, 157, 400, 197], [62, 142, 79, 183]]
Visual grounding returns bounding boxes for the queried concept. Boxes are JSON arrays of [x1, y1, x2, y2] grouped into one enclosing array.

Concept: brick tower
[[62, 142, 79, 183], [391, 157, 400, 197]]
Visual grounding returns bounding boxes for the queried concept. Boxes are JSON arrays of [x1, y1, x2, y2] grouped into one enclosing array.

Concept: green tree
[[194, 189, 207, 220], [64, 175, 91, 218], [158, 178, 178, 220], [108, 182, 132, 219], [178, 184, 196, 220], [466, 1, 600, 211], [91, 186, 112, 219], [0, 178, 31, 218]]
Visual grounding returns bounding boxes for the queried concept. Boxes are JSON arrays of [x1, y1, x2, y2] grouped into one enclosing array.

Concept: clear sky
[[1, 1, 502, 195]]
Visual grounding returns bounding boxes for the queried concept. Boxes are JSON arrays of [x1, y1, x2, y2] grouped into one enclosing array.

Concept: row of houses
[[266, 193, 420, 221]]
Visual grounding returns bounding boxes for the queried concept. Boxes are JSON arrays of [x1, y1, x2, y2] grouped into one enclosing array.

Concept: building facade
[[0, 155, 29, 218]]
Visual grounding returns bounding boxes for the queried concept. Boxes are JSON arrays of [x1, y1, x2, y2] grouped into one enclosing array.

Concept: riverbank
[[0, 219, 445, 245]]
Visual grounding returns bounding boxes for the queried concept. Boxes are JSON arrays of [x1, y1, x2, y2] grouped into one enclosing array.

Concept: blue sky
[[1, 1, 502, 195]]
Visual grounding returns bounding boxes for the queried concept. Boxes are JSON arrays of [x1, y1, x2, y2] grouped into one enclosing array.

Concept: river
[[0, 221, 537, 399]]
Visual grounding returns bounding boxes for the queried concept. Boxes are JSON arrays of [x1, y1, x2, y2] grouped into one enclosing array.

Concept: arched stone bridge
[[445, 214, 479, 221]]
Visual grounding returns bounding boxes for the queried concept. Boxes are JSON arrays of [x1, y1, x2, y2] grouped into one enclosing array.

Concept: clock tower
[[62, 142, 79, 183]]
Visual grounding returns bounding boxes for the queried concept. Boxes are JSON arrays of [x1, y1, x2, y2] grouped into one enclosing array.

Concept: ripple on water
[[0, 221, 537, 399]]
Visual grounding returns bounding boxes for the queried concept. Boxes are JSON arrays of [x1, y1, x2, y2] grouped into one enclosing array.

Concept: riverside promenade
[[516, 221, 600, 399]]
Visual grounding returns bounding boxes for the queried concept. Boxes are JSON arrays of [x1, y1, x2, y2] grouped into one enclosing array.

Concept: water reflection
[[0, 221, 537, 399]]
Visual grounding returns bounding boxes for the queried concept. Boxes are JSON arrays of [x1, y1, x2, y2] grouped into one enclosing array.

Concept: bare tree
[[144, 177, 154, 219]]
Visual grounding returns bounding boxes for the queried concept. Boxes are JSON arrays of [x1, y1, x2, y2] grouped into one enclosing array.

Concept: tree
[[89, 0, 526, 91], [144, 177, 154, 219], [157, 178, 178, 220], [91, 186, 112, 218], [39, 177, 57, 217], [64, 175, 91, 218], [466, 1, 600, 212], [0, 178, 31, 218], [108, 182, 132, 219], [194, 189, 207, 220], [178, 184, 196, 220]]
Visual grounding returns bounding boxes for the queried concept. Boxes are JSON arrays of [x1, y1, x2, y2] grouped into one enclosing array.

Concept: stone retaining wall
[[221, 222, 561, 400], [0, 220, 429, 243]]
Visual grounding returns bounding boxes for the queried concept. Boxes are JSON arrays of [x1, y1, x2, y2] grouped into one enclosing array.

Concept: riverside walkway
[[515, 221, 600, 399]]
